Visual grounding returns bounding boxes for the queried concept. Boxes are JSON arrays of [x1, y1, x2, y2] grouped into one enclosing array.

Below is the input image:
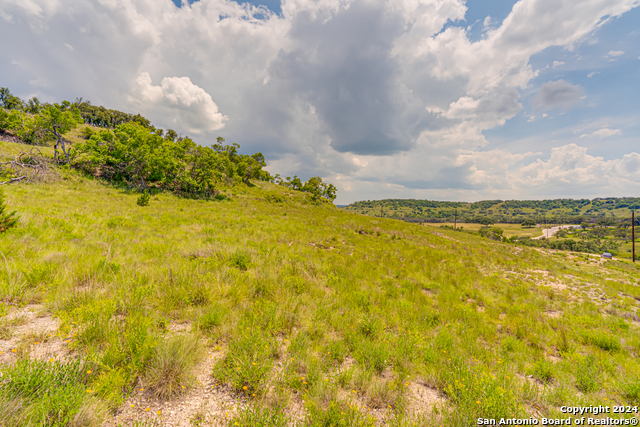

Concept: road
[[532, 225, 575, 240]]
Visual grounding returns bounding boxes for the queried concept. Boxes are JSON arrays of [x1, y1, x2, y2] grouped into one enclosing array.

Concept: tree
[[0, 191, 18, 233], [521, 219, 536, 228], [473, 216, 494, 226], [0, 87, 24, 110], [37, 102, 82, 163], [302, 176, 337, 203]]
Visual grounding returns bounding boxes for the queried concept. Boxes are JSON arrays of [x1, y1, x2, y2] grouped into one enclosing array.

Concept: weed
[[574, 355, 600, 393], [213, 330, 277, 396], [306, 400, 377, 427], [442, 360, 521, 426], [530, 359, 555, 384], [620, 379, 640, 405], [230, 250, 251, 270], [198, 305, 223, 332]]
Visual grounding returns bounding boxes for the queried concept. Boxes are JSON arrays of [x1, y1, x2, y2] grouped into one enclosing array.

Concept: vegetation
[[0, 89, 638, 425], [0, 87, 336, 203], [0, 190, 18, 233], [344, 197, 640, 224]]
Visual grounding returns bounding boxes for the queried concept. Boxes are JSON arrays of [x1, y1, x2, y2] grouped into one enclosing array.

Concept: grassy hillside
[[344, 198, 640, 224], [2, 141, 640, 426]]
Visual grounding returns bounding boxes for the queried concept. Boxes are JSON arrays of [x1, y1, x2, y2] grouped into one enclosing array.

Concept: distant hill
[[341, 197, 640, 224]]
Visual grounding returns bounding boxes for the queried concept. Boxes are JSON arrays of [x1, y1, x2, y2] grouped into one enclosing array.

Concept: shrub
[[0, 190, 18, 233], [137, 190, 150, 207]]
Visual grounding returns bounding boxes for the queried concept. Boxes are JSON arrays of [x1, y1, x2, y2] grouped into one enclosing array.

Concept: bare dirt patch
[[0, 304, 68, 364], [405, 380, 445, 421], [104, 350, 246, 427]]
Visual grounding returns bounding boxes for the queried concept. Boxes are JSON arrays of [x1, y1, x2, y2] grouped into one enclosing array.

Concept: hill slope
[[1, 141, 640, 426]]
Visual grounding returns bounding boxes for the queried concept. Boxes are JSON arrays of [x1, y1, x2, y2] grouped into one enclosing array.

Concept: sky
[[1, 0, 639, 205]]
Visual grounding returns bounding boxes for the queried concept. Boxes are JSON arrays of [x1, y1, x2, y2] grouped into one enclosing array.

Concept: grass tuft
[[143, 334, 203, 399]]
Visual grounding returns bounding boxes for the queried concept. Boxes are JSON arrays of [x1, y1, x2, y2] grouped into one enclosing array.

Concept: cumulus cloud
[[552, 60, 565, 68], [519, 144, 640, 192], [579, 127, 622, 138], [0, 0, 639, 202], [131, 72, 227, 133], [606, 50, 625, 56], [534, 80, 585, 110]]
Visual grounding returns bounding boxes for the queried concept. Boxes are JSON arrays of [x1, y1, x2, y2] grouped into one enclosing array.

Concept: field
[[423, 223, 544, 238], [2, 141, 640, 426]]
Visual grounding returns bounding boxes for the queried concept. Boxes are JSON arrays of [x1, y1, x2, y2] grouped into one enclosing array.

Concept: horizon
[[1, 0, 639, 205]]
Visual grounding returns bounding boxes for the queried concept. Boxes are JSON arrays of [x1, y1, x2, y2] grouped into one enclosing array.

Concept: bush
[[0, 191, 18, 233], [137, 190, 150, 207]]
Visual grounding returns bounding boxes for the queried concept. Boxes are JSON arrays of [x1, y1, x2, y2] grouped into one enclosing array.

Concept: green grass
[[1, 140, 640, 425], [0, 358, 105, 426]]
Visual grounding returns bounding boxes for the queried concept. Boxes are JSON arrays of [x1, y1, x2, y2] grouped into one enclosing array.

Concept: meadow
[[1, 140, 640, 426]]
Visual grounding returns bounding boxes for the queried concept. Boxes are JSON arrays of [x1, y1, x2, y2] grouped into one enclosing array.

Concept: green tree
[[0, 87, 24, 110], [0, 191, 18, 233], [521, 219, 536, 228], [37, 102, 82, 163], [302, 176, 337, 203]]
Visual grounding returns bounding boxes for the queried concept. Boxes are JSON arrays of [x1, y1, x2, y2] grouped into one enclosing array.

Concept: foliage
[[0, 190, 18, 233], [72, 126, 271, 197], [345, 196, 640, 225], [521, 219, 536, 227], [137, 190, 150, 207], [273, 174, 337, 202], [478, 226, 504, 241]]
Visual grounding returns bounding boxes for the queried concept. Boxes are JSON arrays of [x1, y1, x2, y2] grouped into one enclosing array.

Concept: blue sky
[[1, 0, 639, 203]]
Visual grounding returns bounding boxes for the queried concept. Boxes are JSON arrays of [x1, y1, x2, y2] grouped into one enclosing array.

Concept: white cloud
[[606, 50, 625, 56], [131, 72, 227, 133], [0, 0, 639, 203], [579, 127, 623, 138], [587, 71, 599, 77], [552, 60, 565, 68], [519, 144, 640, 192]]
